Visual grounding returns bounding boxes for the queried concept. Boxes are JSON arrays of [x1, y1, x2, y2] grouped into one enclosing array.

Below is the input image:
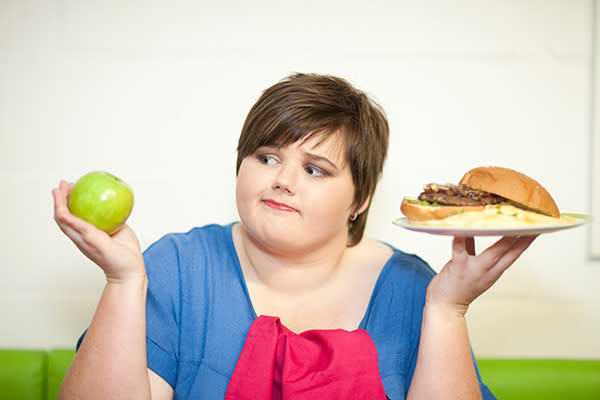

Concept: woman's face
[[236, 133, 357, 256]]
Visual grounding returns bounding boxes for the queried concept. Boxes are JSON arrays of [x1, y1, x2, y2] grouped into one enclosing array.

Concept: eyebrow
[[303, 151, 341, 171]]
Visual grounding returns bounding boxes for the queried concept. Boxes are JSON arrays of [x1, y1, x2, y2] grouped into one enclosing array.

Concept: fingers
[[52, 180, 109, 253], [52, 180, 73, 222], [453, 235, 537, 274], [452, 237, 468, 257], [52, 180, 73, 200], [485, 235, 537, 275], [440, 235, 537, 310], [458, 235, 537, 283], [465, 237, 475, 256], [52, 180, 144, 280], [451, 237, 476, 261], [479, 235, 536, 267]]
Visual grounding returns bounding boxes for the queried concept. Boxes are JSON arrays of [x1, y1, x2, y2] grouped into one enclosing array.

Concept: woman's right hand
[[52, 179, 145, 283]]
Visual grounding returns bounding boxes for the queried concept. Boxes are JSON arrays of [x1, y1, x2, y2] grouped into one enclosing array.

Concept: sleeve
[[142, 234, 183, 388]]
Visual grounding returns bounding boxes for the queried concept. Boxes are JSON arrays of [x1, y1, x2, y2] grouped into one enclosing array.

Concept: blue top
[[84, 223, 495, 399]]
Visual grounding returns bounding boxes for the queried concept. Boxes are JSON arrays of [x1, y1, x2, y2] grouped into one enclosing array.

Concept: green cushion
[[47, 349, 75, 400], [0, 350, 47, 400], [478, 359, 600, 400], [2, 350, 600, 399]]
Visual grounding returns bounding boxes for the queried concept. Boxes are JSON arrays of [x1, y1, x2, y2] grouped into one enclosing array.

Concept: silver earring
[[349, 212, 358, 221]]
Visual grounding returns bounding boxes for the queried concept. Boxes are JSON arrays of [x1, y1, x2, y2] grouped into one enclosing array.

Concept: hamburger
[[400, 166, 574, 227]]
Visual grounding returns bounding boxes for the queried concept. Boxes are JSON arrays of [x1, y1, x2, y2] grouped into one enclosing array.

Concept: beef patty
[[417, 183, 505, 207]]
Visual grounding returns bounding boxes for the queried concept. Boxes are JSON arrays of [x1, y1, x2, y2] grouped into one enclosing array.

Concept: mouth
[[262, 199, 298, 213]]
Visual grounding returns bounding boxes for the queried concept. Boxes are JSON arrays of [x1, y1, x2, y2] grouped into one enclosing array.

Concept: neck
[[234, 223, 351, 294]]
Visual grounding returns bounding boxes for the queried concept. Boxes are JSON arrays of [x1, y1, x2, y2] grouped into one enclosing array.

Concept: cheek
[[307, 181, 355, 220], [235, 162, 256, 211]]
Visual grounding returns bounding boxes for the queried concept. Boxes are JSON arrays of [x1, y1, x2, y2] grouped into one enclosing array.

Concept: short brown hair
[[236, 73, 389, 246]]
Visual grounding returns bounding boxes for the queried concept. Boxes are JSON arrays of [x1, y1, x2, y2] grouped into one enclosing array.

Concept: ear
[[354, 195, 371, 216]]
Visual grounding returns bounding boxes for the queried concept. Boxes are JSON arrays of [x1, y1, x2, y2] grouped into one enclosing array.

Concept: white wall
[[1, 0, 598, 358]]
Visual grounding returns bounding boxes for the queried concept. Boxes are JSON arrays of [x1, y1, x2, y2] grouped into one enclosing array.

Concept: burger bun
[[459, 166, 560, 218], [400, 198, 485, 222]]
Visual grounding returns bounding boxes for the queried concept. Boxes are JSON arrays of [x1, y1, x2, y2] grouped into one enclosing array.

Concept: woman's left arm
[[407, 235, 537, 400]]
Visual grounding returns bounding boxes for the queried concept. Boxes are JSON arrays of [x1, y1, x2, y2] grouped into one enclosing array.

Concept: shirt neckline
[[224, 222, 398, 332]]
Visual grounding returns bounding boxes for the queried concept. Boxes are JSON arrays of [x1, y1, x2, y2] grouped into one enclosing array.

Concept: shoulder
[[144, 223, 233, 255], [143, 223, 235, 264], [143, 223, 237, 278], [366, 243, 436, 309], [353, 238, 436, 291], [380, 243, 436, 283]]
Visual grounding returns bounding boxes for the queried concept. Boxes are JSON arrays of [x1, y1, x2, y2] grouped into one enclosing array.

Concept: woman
[[53, 73, 535, 399]]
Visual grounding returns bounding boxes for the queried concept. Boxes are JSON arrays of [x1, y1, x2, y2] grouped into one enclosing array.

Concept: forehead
[[289, 131, 348, 164]]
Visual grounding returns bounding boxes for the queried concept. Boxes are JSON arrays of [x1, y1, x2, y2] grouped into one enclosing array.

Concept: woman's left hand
[[426, 235, 537, 316]]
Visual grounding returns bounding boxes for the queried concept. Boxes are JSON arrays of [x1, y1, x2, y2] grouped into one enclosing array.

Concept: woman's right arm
[[52, 180, 173, 400]]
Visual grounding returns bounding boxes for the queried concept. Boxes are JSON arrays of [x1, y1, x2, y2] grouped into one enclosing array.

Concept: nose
[[272, 163, 297, 195]]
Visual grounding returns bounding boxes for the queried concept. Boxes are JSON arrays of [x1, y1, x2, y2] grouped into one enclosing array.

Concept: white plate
[[392, 213, 593, 237]]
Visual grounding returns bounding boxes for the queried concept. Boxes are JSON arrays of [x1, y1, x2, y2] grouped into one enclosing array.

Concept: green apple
[[68, 171, 134, 234]]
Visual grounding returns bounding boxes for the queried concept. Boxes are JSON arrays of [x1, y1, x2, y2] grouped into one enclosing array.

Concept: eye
[[257, 154, 277, 165], [305, 165, 327, 177]]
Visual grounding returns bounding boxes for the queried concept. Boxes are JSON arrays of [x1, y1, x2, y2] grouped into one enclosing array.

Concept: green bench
[[1, 349, 599, 399], [477, 358, 600, 399], [0, 349, 75, 400]]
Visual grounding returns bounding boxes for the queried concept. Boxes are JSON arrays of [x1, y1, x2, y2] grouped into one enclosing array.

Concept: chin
[[241, 218, 307, 254]]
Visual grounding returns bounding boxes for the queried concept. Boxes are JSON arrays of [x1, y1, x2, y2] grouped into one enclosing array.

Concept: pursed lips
[[262, 199, 298, 213]]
